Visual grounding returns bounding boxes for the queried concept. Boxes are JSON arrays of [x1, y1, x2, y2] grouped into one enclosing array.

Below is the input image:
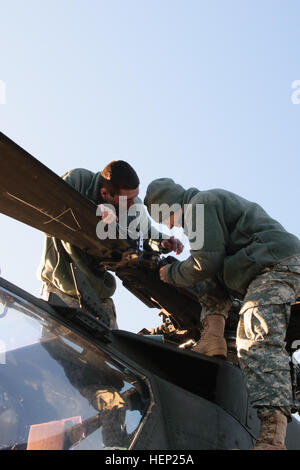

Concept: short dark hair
[[100, 160, 140, 196]]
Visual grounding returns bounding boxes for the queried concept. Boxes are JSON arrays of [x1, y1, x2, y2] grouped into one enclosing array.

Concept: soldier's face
[[101, 187, 139, 209], [164, 209, 183, 229]]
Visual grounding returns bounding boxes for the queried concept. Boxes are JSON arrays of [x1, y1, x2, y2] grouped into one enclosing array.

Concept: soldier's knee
[[236, 302, 290, 358]]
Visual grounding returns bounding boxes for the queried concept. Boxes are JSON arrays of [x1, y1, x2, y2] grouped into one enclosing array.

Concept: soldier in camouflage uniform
[[144, 178, 300, 450], [236, 256, 300, 449]]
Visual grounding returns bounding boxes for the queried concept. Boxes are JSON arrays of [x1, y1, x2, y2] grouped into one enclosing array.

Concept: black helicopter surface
[[0, 131, 299, 450]]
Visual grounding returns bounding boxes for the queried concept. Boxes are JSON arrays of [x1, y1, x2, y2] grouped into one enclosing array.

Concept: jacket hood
[[144, 178, 185, 206], [144, 178, 199, 223]]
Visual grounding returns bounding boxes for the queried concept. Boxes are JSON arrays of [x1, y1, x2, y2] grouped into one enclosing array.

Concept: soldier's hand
[[159, 265, 170, 283], [161, 236, 184, 255], [98, 204, 118, 224]]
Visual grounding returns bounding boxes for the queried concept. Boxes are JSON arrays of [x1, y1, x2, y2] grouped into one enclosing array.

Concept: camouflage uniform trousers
[[41, 282, 118, 329], [236, 255, 300, 419], [189, 278, 232, 320]]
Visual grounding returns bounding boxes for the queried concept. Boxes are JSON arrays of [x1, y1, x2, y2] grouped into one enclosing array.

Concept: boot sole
[[193, 347, 227, 359]]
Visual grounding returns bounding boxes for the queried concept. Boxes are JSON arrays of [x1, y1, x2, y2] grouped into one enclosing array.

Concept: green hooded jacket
[[38, 168, 162, 299], [144, 178, 300, 297]]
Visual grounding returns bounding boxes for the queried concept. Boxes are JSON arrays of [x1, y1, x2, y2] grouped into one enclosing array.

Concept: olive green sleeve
[[165, 202, 226, 286]]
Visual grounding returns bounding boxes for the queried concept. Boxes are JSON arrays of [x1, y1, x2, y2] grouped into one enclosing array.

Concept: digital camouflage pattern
[[189, 278, 232, 320], [193, 256, 300, 418], [236, 255, 300, 418]]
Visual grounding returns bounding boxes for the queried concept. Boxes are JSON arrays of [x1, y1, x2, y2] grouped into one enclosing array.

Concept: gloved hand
[[160, 236, 184, 255]]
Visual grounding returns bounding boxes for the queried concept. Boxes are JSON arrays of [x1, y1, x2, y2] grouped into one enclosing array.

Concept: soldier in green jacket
[[144, 177, 300, 450], [38, 162, 183, 329]]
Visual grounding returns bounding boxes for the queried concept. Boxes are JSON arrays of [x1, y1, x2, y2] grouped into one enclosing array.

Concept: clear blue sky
[[0, 0, 300, 332]]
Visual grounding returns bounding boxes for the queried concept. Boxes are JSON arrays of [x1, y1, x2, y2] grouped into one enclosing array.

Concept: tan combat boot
[[192, 315, 227, 359], [252, 411, 287, 450]]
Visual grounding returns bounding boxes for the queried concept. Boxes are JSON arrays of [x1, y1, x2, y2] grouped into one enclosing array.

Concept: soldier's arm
[[164, 203, 226, 286]]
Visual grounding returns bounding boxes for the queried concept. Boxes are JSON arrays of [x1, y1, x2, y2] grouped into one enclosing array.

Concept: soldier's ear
[[100, 187, 109, 201], [175, 208, 184, 226]]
